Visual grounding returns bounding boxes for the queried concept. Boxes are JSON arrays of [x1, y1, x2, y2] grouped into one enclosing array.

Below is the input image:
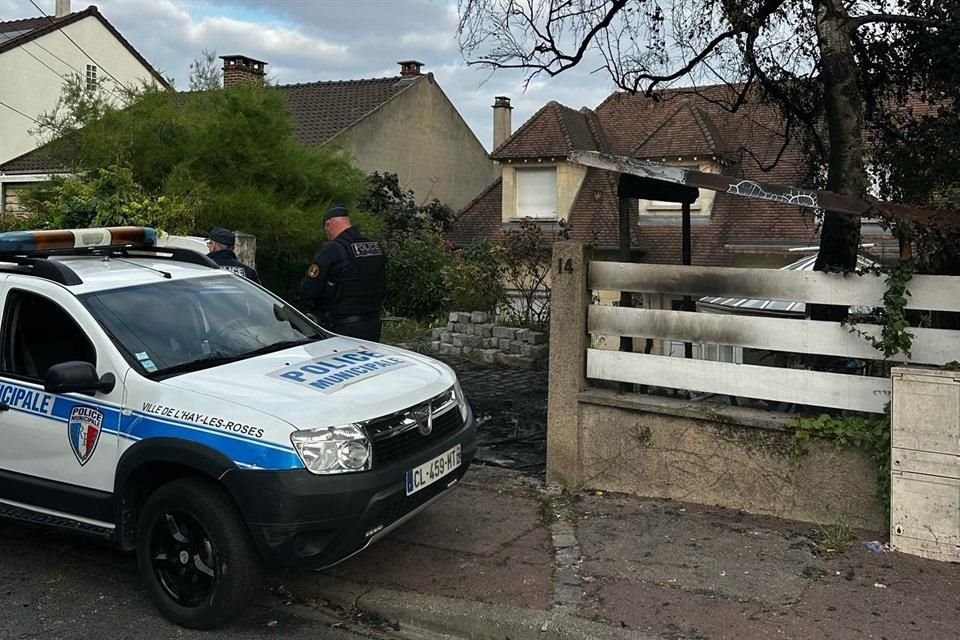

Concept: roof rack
[[0, 226, 220, 285]]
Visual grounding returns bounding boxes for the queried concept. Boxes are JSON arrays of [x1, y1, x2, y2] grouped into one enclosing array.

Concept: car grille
[[365, 393, 465, 467], [377, 471, 459, 527]]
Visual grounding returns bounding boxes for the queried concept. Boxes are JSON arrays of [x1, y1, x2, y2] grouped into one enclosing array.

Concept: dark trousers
[[329, 314, 382, 342]]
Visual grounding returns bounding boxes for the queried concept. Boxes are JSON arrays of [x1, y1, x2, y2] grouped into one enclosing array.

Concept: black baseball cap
[[208, 227, 236, 246]]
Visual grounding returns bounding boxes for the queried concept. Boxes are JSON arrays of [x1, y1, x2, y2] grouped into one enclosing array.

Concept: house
[[0, 54, 497, 215], [222, 56, 495, 211], [449, 84, 899, 272], [0, 1, 168, 166]]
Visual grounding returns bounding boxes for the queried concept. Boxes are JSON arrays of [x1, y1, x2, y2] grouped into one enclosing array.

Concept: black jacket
[[208, 249, 261, 284], [299, 226, 386, 318]]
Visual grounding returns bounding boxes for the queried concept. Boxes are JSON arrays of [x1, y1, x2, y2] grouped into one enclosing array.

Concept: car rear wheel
[[135, 477, 263, 629]]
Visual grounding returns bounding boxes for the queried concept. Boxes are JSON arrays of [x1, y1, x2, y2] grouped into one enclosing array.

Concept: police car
[[0, 226, 476, 629]]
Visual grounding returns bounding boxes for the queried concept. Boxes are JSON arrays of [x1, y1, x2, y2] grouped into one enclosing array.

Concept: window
[[82, 275, 324, 376], [516, 167, 557, 218], [1, 290, 96, 381], [85, 64, 98, 91]]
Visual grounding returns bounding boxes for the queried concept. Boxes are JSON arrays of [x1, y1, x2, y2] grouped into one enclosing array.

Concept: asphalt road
[[0, 519, 375, 640]]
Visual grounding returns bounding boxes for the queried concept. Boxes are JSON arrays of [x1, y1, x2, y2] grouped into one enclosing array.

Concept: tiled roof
[[0, 143, 65, 174], [0, 7, 168, 87], [448, 178, 502, 245], [276, 76, 420, 146], [491, 101, 599, 160]]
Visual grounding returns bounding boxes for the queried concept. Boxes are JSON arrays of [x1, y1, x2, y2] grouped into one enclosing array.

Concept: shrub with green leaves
[[443, 240, 504, 314], [383, 229, 453, 319]]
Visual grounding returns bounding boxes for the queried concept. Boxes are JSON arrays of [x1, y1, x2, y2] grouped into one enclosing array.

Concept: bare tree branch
[[851, 13, 941, 28]]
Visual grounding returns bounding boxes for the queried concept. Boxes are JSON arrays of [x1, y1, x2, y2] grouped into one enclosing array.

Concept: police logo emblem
[[68, 406, 104, 466], [411, 404, 432, 436]]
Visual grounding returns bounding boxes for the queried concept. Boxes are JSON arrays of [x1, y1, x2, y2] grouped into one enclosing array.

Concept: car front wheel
[[135, 476, 263, 629]]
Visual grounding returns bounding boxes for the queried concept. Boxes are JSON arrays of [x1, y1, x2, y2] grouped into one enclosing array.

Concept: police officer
[[299, 203, 386, 341], [206, 227, 261, 284]]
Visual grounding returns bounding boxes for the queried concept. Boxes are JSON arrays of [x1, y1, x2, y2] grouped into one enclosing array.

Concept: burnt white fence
[[586, 262, 960, 413]]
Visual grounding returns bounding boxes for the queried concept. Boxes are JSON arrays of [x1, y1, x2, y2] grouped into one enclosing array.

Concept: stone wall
[[431, 311, 549, 370]]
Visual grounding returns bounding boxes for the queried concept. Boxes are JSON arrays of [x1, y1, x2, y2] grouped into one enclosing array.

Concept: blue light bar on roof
[[0, 227, 157, 254]]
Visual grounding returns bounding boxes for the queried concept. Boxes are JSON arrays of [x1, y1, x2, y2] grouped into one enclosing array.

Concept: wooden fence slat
[[586, 349, 890, 413], [588, 305, 960, 366], [588, 262, 960, 313]]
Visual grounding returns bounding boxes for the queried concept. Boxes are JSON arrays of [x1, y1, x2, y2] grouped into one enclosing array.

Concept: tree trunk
[[810, 0, 865, 321]]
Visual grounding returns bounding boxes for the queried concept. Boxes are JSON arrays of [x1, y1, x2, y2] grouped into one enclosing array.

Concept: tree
[[358, 172, 458, 236], [457, 0, 960, 315], [189, 49, 223, 91], [28, 54, 366, 301]]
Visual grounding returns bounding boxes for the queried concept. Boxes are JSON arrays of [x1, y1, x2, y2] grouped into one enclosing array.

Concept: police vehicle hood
[[158, 337, 455, 430]]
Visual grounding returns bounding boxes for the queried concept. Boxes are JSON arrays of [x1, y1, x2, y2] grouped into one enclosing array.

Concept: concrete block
[[471, 311, 490, 324], [446, 322, 456, 332], [526, 331, 548, 345], [510, 341, 522, 354], [479, 349, 498, 364], [449, 312, 460, 322], [464, 323, 476, 335], [440, 331, 452, 343], [477, 323, 494, 338], [493, 326, 518, 339], [452, 335, 465, 347], [439, 344, 461, 356], [516, 329, 530, 342], [462, 346, 474, 356], [431, 328, 444, 340], [463, 335, 483, 348], [498, 338, 512, 350], [457, 312, 472, 324], [430, 341, 441, 352]]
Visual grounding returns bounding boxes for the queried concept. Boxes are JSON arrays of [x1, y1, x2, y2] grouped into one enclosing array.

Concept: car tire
[[135, 476, 263, 629]]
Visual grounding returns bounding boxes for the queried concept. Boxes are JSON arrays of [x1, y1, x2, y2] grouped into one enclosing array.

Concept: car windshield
[[81, 275, 326, 376]]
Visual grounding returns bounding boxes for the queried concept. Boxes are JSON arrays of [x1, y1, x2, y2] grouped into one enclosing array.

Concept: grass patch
[[539, 492, 577, 524], [380, 316, 444, 349], [812, 519, 856, 555]]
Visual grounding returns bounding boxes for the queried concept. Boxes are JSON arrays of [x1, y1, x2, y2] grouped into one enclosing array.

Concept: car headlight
[[453, 378, 469, 422], [290, 424, 371, 474]]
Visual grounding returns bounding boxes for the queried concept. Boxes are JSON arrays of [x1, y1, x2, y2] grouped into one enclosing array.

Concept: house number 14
[[557, 258, 574, 273]]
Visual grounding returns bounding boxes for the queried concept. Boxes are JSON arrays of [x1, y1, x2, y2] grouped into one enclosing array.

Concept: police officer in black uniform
[[299, 203, 386, 341], [206, 227, 261, 284]]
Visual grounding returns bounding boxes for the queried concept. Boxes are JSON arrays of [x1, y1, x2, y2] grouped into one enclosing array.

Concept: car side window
[[0, 289, 97, 381]]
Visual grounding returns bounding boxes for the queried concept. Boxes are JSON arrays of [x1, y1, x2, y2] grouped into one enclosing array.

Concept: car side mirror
[[44, 361, 116, 395]]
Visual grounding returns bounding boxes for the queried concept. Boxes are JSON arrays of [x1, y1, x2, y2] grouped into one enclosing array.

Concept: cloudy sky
[[1, 0, 619, 151]]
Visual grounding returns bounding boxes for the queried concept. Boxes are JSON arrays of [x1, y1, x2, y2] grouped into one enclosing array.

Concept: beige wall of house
[[499, 161, 588, 222], [0, 16, 161, 164], [329, 76, 496, 211]]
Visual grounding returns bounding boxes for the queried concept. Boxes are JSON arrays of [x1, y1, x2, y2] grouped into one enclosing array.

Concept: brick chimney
[[54, 0, 70, 18], [220, 55, 267, 87], [493, 96, 513, 150], [398, 60, 424, 78]]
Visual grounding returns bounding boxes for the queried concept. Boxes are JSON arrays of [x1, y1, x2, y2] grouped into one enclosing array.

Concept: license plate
[[405, 445, 462, 496]]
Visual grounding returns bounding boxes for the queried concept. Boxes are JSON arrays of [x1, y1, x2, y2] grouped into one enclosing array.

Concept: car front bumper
[[222, 405, 477, 569]]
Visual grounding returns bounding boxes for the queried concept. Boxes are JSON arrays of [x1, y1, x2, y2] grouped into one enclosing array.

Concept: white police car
[[0, 226, 476, 629]]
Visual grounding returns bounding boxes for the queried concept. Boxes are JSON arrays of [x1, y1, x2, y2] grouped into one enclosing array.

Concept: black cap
[[208, 227, 235, 246], [324, 203, 349, 223]]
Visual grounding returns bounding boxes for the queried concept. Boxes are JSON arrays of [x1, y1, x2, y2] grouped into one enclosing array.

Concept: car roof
[[2, 254, 227, 295]]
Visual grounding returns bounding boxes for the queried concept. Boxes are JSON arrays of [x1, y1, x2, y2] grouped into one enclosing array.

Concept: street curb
[[309, 575, 656, 640]]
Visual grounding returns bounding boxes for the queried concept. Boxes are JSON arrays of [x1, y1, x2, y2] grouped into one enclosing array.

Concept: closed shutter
[[516, 168, 557, 218]]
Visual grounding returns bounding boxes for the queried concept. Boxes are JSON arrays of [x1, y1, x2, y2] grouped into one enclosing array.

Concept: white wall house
[[0, 2, 166, 166]]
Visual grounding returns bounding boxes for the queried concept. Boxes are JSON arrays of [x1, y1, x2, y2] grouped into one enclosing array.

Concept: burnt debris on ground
[[439, 356, 548, 476]]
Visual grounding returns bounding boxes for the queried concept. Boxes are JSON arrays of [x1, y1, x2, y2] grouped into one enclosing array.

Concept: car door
[[0, 277, 129, 525]]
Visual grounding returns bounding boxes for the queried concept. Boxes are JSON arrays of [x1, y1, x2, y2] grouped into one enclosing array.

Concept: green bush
[[383, 229, 453, 319], [443, 240, 504, 314]]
